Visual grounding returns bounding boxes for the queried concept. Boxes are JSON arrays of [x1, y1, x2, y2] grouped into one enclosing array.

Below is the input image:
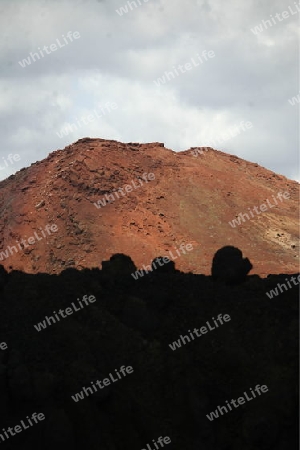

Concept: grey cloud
[[0, 0, 298, 181]]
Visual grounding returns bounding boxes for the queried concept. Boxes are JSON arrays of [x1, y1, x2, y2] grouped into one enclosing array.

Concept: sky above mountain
[[0, 0, 299, 181]]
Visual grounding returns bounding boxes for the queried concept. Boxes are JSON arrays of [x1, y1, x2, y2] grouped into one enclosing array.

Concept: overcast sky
[[0, 0, 299, 182]]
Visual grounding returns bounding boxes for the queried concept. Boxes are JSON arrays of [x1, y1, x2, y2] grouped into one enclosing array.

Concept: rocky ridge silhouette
[[0, 138, 299, 449]]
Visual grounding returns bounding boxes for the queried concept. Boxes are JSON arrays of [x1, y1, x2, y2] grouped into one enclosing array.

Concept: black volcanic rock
[[0, 257, 298, 449]]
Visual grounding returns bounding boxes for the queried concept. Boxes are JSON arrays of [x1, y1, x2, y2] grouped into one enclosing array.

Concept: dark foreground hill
[[0, 251, 298, 450]]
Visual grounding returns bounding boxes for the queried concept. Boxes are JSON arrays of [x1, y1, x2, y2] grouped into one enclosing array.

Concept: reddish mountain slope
[[0, 137, 298, 275]]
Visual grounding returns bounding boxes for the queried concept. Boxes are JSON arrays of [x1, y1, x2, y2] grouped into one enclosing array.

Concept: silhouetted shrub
[[211, 246, 253, 284]]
